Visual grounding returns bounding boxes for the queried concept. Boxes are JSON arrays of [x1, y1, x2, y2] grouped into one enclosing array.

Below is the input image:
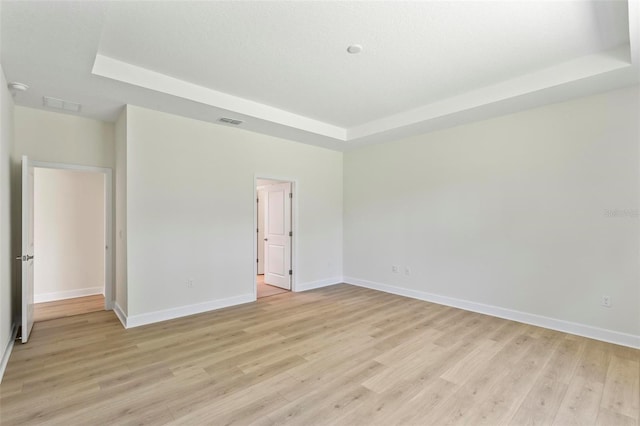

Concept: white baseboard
[[125, 294, 255, 329], [35, 286, 103, 303], [296, 277, 343, 292], [113, 302, 128, 328], [344, 276, 640, 350], [0, 323, 18, 384]]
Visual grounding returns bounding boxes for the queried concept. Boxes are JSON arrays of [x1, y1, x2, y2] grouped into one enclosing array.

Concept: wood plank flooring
[[257, 275, 289, 298], [1, 284, 638, 425], [33, 294, 105, 322]]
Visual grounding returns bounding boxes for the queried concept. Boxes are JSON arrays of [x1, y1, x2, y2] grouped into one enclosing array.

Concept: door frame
[[256, 188, 266, 275], [253, 176, 297, 300], [31, 160, 114, 311]]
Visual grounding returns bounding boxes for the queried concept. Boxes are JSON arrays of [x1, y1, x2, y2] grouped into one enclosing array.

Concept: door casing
[[29, 160, 114, 311], [254, 176, 296, 299]]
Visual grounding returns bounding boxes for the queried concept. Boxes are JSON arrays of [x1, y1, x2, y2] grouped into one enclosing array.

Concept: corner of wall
[[113, 301, 127, 329], [114, 106, 128, 316]]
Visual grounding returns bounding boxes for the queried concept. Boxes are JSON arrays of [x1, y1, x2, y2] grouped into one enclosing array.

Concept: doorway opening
[[255, 178, 293, 299], [33, 167, 107, 322], [20, 157, 113, 342]]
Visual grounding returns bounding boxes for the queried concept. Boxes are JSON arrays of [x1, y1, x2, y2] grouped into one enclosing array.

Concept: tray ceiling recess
[[2, 1, 639, 151]]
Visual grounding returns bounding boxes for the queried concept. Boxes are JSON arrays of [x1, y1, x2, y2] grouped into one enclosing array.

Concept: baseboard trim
[[125, 294, 255, 328], [0, 323, 18, 384], [344, 276, 640, 349], [296, 277, 343, 292], [35, 287, 103, 303], [113, 302, 128, 328]]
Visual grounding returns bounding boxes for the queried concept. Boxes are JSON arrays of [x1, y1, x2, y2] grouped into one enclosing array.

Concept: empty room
[[0, 1, 639, 425]]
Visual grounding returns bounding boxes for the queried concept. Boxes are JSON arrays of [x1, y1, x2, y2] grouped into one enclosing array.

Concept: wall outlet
[[404, 266, 411, 276], [601, 295, 611, 308], [187, 279, 194, 288], [392, 265, 399, 273]]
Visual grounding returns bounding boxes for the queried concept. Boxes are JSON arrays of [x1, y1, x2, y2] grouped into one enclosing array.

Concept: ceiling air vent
[[43, 96, 81, 113], [219, 117, 243, 125]]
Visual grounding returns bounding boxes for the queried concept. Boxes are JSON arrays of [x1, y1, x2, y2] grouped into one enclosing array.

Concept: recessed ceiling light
[[347, 44, 363, 54], [43, 96, 81, 113]]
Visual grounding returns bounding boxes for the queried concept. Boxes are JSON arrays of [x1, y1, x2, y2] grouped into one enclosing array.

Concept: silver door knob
[[264, 238, 268, 241]]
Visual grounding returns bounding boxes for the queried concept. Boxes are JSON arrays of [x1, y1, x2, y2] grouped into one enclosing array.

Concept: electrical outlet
[[601, 295, 611, 308], [392, 265, 399, 273], [187, 280, 194, 288], [404, 266, 411, 276]]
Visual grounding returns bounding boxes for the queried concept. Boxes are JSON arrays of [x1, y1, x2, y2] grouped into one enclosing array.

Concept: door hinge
[[256, 228, 259, 233], [289, 269, 292, 276], [256, 198, 259, 203], [257, 258, 259, 263], [289, 231, 292, 237], [289, 193, 292, 199]]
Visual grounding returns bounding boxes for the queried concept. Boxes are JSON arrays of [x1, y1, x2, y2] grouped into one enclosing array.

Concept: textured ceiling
[[1, 1, 638, 151], [98, 1, 629, 127]]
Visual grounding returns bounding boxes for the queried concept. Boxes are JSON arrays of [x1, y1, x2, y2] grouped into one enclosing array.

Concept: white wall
[[124, 105, 343, 319], [33, 168, 105, 302], [114, 108, 127, 314], [13, 107, 115, 167], [11, 107, 115, 317], [0, 64, 16, 379], [344, 86, 640, 344], [4, 83, 636, 351]]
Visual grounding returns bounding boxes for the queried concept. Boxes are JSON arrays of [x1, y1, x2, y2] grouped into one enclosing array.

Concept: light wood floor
[[33, 294, 105, 322], [257, 274, 289, 298], [1, 284, 638, 425]]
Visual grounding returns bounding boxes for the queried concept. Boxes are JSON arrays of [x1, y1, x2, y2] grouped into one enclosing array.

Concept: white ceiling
[[1, 1, 638, 151]]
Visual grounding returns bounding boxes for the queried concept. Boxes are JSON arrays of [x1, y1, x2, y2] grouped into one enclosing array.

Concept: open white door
[[21, 156, 35, 343], [263, 182, 291, 290]]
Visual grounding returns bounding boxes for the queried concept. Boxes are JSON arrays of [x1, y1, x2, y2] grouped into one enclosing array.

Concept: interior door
[[263, 182, 291, 290], [21, 156, 35, 343]]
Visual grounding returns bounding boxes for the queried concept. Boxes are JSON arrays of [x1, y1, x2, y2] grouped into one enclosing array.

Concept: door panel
[[267, 244, 285, 275], [263, 182, 291, 290], [22, 156, 35, 343], [267, 190, 285, 235]]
